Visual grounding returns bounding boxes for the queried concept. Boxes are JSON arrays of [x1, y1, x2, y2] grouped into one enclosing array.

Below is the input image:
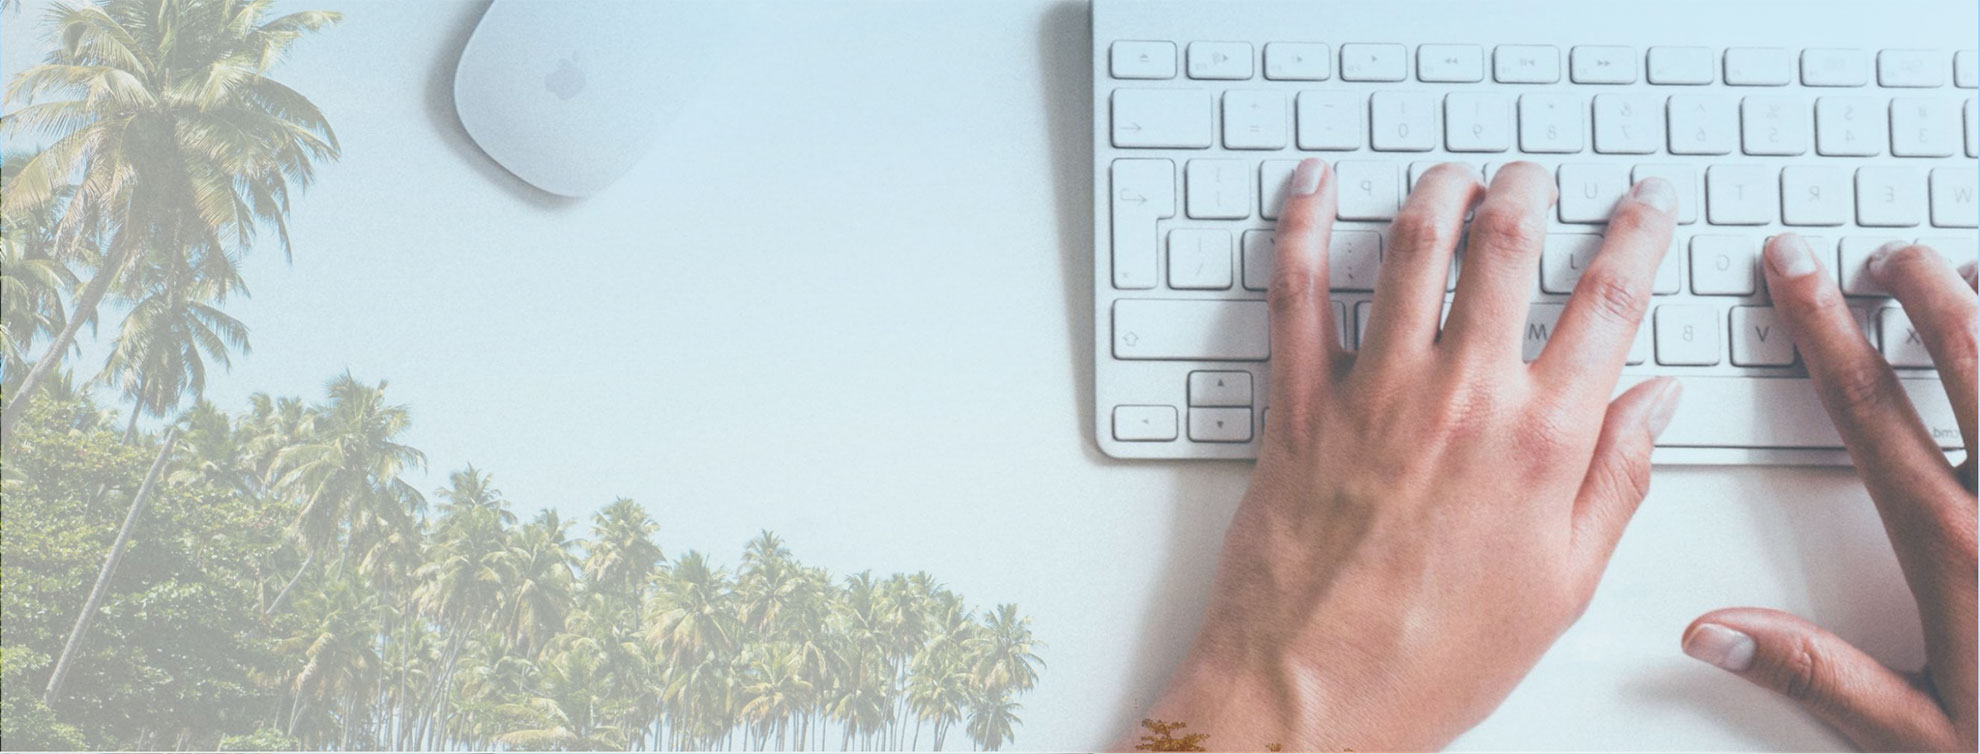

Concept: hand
[[1129, 160, 1681, 752], [1680, 236, 1977, 752]]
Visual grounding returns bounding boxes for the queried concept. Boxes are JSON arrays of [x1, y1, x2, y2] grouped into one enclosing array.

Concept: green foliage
[[2, 386, 1044, 751]]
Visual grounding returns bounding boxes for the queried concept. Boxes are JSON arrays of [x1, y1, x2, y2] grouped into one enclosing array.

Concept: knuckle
[[1578, 271, 1648, 328], [1267, 270, 1321, 314], [1885, 243, 1946, 279], [1606, 200, 1670, 238], [1780, 635, 1823, 704], [1389, 210, 1454, 256], [1472, 204, 1546, 252], [1825, 359, 1898, 416]]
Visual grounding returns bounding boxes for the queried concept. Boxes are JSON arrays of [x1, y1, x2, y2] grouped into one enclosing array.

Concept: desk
[[4, 1, 1916, 749]]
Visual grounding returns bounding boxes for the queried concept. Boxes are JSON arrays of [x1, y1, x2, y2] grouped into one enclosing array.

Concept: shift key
[[1112, 299, 1270, 360]]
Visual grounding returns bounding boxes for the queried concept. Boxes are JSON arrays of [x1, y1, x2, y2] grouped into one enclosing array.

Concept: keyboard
[[1090, 0, 1976, 463]]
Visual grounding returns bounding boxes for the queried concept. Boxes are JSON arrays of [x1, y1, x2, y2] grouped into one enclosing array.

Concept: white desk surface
[[3, 1, 1919, 750]]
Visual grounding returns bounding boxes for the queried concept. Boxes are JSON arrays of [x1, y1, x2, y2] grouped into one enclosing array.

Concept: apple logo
[[545, 53, 585, 101]]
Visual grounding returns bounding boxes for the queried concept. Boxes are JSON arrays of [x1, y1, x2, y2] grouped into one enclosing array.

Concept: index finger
[[1265, 159, 1339, 430], [1762, 234, 1963, 519], [1533, 178, 1678, 391]]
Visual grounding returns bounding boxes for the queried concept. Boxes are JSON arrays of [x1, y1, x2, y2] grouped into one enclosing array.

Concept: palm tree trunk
[[1, 239, 134, 444], [265, 549, 317, 615], [42, 427, 179, 706]]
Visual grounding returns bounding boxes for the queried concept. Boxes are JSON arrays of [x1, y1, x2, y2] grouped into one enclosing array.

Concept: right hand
[[1682, 235, 1977, 752]]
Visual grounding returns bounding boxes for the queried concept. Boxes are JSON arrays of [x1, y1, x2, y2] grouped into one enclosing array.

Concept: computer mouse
[[453, 0, 740, 198]]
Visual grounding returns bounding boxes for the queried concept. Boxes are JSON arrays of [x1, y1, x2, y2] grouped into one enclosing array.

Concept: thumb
[[1683, 608, 1960, 752], [1569, 377, 1680, 569]]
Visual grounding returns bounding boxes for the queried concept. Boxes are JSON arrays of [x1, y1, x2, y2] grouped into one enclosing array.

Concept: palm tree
[[98, 263, 248, 439], [963, 691, 1021, 752], [496, 640, 629, 751], [436, 464, 518, 525], [269, 373, 425, 608], [502, 511, 576, 658], [0, 151, 78, 379], [281, 578, 383, 748], [0, 0, 342, 441], [971, 604, 1044, 696], [583, 497, 662, 612]]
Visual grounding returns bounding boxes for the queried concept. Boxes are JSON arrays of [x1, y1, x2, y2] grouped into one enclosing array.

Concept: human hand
[[1680, 236, 1977, 752], [1130, 159, 1681, 752]]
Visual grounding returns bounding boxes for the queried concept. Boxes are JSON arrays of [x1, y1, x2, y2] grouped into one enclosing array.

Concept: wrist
[[1132, 628, 1371, 752]]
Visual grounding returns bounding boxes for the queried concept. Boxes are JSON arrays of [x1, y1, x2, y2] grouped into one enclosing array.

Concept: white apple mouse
[[453, 0, 741, 198]]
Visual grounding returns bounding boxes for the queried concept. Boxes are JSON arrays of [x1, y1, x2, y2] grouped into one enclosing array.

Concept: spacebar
[[1648, 376, 1959, 450]]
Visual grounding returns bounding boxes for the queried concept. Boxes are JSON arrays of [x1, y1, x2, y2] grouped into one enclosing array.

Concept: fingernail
[[1765, 234, 1818, 279], [1647, 378, 1682, 439], [1291, 159, 1325, 196], [1630, 177, 1676, 213], [1684, 623, 1756, 672], [1867, 241, 1909, 279]]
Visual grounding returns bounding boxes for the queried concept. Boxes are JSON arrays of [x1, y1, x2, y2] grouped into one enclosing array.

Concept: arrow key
[[1189, 407, 1254, 443], [1188, 371, 1253, 407]]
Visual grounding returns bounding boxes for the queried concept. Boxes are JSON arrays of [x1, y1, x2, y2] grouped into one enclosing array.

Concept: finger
[[1534, 179, 1677, 394], [1358, 163, 1483, 365], [1266, 159, 1339, 431], [1961, 259, 1978, 292], [1683, 608, 1961, 752], [1762, 234, 1959, 529], [1869, 242, 1978, 460], [1569, 377, 1679, 570], [1442, 162, 1557, 365]]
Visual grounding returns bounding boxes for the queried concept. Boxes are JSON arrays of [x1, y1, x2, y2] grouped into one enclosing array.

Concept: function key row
[[1110, 41, 1980, 89], [1111, 89, 1980, 160]]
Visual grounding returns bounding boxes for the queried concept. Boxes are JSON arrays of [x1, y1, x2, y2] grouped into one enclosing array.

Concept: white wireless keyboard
[[1091, 0, 1976, 463]]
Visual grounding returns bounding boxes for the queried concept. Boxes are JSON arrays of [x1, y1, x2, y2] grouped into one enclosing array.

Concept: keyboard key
[[1918, 235, 1980, 272], [1781, 166, 1852, 226], [1627, 316, 1652, 365], [1730, 306, 1796, 366], [1890, 97, 1958, 157], [1241, 230, 1275, 291], [1740, 95, 1810, 155], [1340, 43, 1407, 81], [1800, 49, 1867, 87], [1690, 235, 1759, 295], [1959, 50, 1978, 89], [1879, 307, 1930, 368], [1668, 94, 1739, 155], [1111, 41, 1176, 80], [1592, 93, 1663, 154], [1417, 44, 1485, 83], [1112, 89, 1213, 148], [1494, 44, 1560, 83], [1655, 305, 1722, 365], [1444, 92, 1513, 152], [1259, 159, 1299, 220], [1878, 49, 1944, 88], [1724, 47, 1792, 86], [1930, 167, 1979, 228], [1570, 46, 1637, 84], [1189, 407, 1253, 442], [1335, 161, 1402, 220], [1264, 42, 1331, 81], [1654, 376, 1957, 449], [1188, 41, 1254, 80], [1223, 90, 1289, 149], [1814, 96, 1885, 156], [1856, 166, 1926, 226], [1521, 303, 1565, 362], [1557, 164, 1628, 224], [1113, 405, 1178, 442], [1654, 238, 1684, 294], [1188, 371, 1253, 407], [1328, 230, 1382, 291], [1168, 228, 1233, 289], [1370, 91, 1437, 151], [1109, 158, 1175, 289], [1706, 165, 1777, 225], [1518, 93, 1584, 153], [1837, 236, 1902, 296], [1112, 299, 1269, 360], [1295, 91, 1364, 150], [1540, 232, 1604, 293], [1968, 98, 1977, 157], [1354, 300, 1372, 349], [1632, 164, 1699, 224], [1186, 159, 1251, 219], [1647, 46, 1715, 85]]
